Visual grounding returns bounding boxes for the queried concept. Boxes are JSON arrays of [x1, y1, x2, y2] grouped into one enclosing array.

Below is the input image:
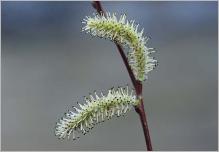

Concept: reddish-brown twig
[[91, 1, 153, 151]]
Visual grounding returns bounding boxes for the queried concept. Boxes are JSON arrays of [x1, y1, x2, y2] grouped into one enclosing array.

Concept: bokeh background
[[1, 1, 218, 151]]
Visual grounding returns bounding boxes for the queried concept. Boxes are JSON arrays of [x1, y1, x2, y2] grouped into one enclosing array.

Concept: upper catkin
[[82, 12, 157, 81]]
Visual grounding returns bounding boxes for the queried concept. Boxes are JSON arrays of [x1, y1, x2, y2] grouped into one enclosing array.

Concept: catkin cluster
[[55, 12, 158, 141]]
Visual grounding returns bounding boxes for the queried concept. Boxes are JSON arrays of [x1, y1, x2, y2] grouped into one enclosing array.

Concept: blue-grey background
[[1, 1, 218, 151]]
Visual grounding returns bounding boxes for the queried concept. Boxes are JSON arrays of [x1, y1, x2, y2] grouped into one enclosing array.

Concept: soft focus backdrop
[[2, 1, 218, 151]]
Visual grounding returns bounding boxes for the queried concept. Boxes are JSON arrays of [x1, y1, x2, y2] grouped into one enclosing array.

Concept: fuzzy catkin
[[55, 86, 139, 140], [82, 12, 157, 81]]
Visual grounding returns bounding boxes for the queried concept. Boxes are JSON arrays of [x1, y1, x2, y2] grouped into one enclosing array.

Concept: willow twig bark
[[91, 1, 153, 151]]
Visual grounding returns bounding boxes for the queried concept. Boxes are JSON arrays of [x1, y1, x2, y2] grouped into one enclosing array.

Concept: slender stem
[[135, 82, 153, 151], [91, 1, 153, 151]]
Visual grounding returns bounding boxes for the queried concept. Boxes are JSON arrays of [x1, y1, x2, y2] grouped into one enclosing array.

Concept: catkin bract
[[55, 86, 139, 140], [82, 12, 157, 81]]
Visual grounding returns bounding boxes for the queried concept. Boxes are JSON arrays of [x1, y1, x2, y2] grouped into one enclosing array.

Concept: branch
[[91, 1, 153, 151]]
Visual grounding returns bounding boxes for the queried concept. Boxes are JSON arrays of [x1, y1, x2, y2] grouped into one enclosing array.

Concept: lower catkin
[[55, 86, 139, 140]]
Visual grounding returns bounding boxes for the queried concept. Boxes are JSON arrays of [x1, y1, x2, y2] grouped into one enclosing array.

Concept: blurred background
[[1, 1, 218, 151]]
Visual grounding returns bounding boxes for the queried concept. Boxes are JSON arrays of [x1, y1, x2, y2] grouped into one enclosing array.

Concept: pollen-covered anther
[[55, 86, 139, 140], [82, 12, 157, 81]]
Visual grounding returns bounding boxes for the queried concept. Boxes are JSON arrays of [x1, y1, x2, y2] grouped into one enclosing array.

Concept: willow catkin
[[55, 86, 139, 140], [82, 12, 157, 81]]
